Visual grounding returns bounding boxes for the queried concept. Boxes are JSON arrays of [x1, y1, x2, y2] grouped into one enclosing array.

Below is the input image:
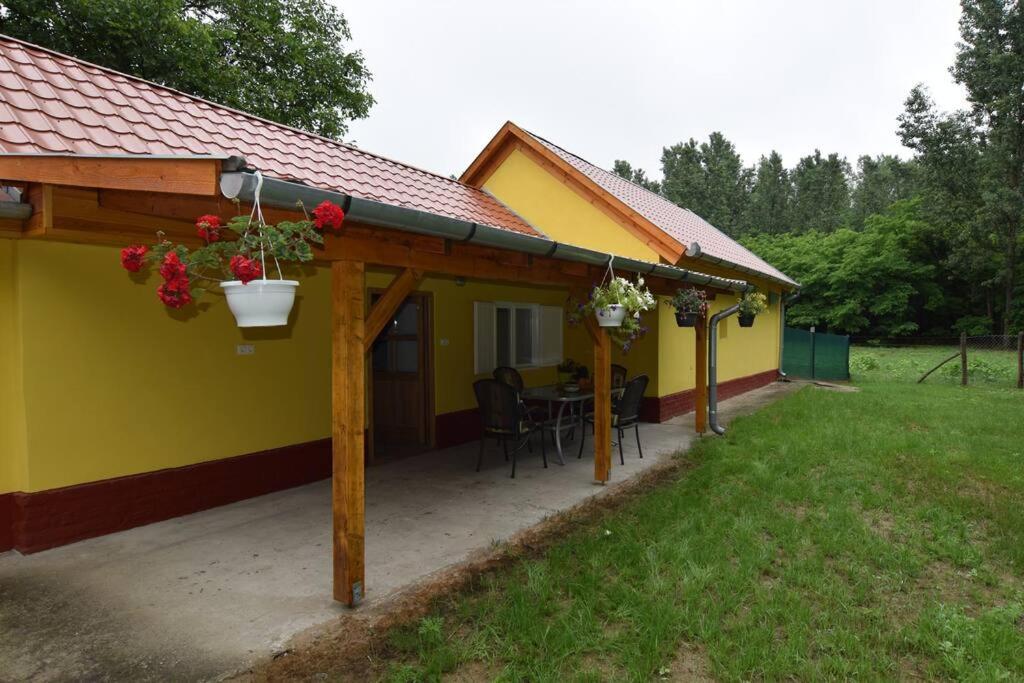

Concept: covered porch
[[0, 383, 794, 681]]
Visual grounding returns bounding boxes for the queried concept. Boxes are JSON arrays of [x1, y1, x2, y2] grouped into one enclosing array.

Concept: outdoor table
[[520, 384, 624, 465]]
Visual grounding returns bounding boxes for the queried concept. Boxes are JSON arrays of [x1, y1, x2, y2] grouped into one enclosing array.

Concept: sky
[[339, 0, 969, 180]]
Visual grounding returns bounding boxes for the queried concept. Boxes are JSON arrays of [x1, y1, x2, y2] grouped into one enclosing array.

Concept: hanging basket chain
[[247, 171, 283, 281]]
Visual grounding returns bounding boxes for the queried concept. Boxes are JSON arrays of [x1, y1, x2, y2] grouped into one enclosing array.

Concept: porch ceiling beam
[[0, 156, 221, 196], [332, 260, 366, 607], [363, 267, 424, 353]]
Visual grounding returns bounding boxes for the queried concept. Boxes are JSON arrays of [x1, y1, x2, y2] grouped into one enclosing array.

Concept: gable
[[481, 147, 662, 262]]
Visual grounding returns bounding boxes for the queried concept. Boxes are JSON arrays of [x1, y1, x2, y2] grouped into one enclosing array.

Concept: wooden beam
[[593, 326, 612, 483], [0, 157, 220, 196], [363, 268, 424, 352], [694, 316, 708, 434], [332, 260, 366, 606]]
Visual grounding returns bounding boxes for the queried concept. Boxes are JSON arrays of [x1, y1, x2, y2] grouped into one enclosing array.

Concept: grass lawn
[[375, 379, 1024, 681]]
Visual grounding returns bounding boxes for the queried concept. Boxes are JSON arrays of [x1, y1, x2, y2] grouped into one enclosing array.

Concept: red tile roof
[[526, 131, 797, 286], [0, 35, 539, 236]]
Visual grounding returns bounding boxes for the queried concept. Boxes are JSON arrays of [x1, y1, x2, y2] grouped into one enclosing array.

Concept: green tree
[[789, 150, 852, 232], [950, 0, 1024, 334], [612, 160, 661, 194], [661, 132, 751, 236], [849, 155, 920, 230], [744, 151, 792, 234], [0, 0, 374, 139]]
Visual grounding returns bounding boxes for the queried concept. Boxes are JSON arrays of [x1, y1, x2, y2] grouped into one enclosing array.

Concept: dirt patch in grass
[[660, 642, 714, 682], [235, 455, 698, 682]]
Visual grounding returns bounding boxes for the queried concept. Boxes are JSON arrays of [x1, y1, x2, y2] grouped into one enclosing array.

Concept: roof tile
[[0, 35, 539, 237]]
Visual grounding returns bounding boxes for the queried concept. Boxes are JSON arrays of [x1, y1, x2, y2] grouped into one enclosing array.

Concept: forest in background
[[613, 0, 1023, 338]]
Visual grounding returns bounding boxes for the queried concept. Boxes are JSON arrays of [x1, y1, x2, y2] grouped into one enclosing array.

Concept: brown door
[[370, 292, 432, 458]]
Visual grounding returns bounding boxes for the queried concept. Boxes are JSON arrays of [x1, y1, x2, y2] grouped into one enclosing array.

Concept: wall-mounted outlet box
[[236, 344, 255, 356]]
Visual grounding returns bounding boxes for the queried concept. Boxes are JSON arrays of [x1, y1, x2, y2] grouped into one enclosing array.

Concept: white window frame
[[495, 301, 539, 370], [473, 301, 564, 375]]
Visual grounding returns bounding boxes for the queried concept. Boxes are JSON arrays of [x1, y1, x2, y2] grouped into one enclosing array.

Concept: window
[[474, 301, 562, 374]]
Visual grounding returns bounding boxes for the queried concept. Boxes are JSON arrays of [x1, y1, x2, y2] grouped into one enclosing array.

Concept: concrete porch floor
[[0, 382, 797, 681]]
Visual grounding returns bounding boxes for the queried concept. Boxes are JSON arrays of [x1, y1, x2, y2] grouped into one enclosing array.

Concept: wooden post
[[1017, 331, 1023, 389], [593, 327, 612, 483], [581, 312, 612, 483], [694, 315, 708, 434], [960, 331, 968, 387], [332, 260, 366, 606]]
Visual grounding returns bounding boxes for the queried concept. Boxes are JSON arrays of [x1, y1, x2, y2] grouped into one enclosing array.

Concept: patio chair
[[493, 365, 543, 421], [578, 374, 649, 465], [473, 379, 546, 478]]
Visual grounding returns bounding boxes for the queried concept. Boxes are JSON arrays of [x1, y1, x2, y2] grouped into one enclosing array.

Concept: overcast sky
[[339, 0, 968, 179]]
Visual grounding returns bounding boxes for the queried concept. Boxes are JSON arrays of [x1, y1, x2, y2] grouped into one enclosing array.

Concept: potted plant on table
[[567, 275, 656, 352], [737, 291, 768, 327], [666, 287, 708, 327], [119, 196, 345, 327]]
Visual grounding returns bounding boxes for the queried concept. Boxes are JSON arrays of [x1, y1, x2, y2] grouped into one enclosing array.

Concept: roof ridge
[[0, 32, 471, 189]]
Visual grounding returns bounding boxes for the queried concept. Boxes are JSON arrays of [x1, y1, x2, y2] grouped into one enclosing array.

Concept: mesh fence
[[848, 334, 1024, 386], [782, 327, 851, 381]]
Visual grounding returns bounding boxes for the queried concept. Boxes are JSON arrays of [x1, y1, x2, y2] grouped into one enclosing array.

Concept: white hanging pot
[[221, 279, 299, 327], [595, 304, 627, 327]]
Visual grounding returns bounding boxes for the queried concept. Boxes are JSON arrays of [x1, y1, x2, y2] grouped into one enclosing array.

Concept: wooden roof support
[[694, 316, 708, 434], [581, 313, 612, 483], [332, 260, 366, 606], [0, 156, 221, 196], [363, 268, 424, 353]]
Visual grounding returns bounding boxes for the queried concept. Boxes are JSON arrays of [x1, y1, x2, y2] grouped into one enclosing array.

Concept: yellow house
[[0, 36, 796, 603]]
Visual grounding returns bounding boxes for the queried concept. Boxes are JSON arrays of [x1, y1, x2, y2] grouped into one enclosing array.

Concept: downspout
[[708, 301, 742, 435], [777, 290, 800, 379]]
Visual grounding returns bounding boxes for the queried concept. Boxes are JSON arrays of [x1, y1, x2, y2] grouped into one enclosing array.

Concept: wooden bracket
[[363, 268, 425, 353]]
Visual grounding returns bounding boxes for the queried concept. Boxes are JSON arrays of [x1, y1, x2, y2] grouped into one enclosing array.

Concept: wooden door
[[370, 291, 432, 457]]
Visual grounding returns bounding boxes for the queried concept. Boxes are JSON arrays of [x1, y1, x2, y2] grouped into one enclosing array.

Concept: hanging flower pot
[[222, 279, 300, 327], [666, 287, 708, 328], [675, 310, 700, 327], [596, 303, 627, 327], [565, 267, 655, 352], [118, 172, 347, 328], [737, 291, 767, 330]]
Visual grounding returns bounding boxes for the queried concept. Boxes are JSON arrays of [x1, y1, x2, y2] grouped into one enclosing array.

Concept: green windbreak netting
[[782, 327, 850, 381]]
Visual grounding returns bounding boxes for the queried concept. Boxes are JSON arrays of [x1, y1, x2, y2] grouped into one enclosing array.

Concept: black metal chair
[[578, 374, 649, 465], [473, 379, 546, 478], [494, 365, 544, 422]]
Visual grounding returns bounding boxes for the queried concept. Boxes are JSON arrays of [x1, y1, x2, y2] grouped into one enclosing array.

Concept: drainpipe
[[777, 290, 801, 379], [708, 302, 741, 435]]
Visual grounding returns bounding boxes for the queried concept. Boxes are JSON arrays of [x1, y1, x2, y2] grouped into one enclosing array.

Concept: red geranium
[[120, 244, 148, 272], [229, 254, 263, 284], [157, 276, 192, 309], [312, 200, 345, 232], [196, 214, 222, 242], [159, 251, 188, 281]]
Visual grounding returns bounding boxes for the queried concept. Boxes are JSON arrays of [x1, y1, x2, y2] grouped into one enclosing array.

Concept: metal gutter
[[685, 242, 798, 290], [0, 202, 32, 220], [219, 170, 752, 293]]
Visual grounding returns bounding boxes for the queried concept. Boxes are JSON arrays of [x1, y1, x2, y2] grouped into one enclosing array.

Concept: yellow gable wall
[[5, 238, 601, 493], [481, 148, 660, 261]]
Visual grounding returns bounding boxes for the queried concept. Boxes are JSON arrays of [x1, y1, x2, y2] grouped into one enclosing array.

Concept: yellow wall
[[3, 240, 599, 492], [657, 291, 782, 397], [1, 239, 28, 494], [482, 149, 660, 261]]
